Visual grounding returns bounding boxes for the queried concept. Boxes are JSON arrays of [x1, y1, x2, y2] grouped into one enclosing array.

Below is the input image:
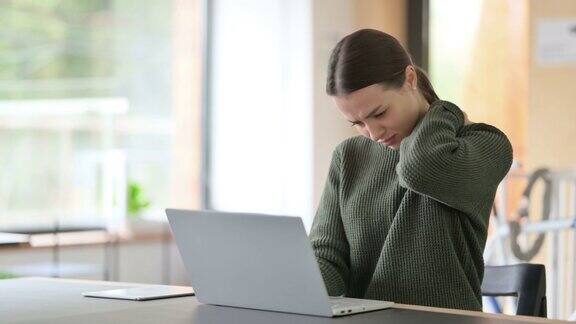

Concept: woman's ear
[[404, 65, 418, 90]]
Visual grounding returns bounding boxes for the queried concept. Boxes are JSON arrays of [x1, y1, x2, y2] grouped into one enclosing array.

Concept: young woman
[[309, 29, 513, 311]]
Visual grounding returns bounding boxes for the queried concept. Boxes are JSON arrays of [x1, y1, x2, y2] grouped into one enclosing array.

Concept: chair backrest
[[481, 264, 547, 317]]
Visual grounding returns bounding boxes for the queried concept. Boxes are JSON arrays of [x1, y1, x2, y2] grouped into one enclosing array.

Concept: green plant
[[0, 271, 17, 280], [127, 181, 151, 219]]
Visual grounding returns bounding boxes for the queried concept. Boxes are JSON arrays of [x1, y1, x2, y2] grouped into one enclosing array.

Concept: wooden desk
[[0, 277, 566, 323]]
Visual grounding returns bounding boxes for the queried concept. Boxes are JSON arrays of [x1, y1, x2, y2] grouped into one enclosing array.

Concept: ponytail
[[414, 66, 439, 105]]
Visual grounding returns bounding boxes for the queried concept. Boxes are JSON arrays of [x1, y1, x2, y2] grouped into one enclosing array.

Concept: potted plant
[[126, 181, 152, 233]]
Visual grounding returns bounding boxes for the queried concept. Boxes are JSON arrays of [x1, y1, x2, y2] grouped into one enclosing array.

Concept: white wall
[[312, 0, 357, 211], [209, 0, 314, 229]]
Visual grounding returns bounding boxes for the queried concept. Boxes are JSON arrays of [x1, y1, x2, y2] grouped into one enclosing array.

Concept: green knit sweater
[[309, 100, 513, 311]]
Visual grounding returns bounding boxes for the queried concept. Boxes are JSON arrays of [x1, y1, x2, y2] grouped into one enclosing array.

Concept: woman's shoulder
[[334, 135, 398, 163], [432, 99, 512, 143]]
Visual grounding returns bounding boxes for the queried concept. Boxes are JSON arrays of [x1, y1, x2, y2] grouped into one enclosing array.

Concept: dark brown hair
[[326, 29, 439, 104]]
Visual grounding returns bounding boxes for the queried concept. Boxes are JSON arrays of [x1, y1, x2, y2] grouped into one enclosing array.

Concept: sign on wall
[[536, 19, 576, 66]]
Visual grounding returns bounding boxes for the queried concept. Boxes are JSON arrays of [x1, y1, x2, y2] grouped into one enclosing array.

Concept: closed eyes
[[349, 108, 388, 127]]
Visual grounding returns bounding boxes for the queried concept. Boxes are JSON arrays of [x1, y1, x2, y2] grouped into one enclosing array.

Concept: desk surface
[[0, 278, 565, 324]]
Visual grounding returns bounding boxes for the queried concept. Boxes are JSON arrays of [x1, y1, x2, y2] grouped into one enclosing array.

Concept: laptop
[[165, 209, 394, 317]]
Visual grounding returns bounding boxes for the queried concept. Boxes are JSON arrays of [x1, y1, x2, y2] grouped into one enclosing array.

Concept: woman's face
[[333, 66, 429, 150]]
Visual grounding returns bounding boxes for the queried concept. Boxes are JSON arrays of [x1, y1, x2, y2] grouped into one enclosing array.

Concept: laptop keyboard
[[328, 297, 385, 309]]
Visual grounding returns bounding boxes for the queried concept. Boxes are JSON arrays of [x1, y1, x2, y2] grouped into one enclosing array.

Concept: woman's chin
[[378, 141, 400, 150], [384, 136, 402, 150]]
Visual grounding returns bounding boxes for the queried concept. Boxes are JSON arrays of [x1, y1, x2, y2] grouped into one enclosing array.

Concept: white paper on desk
[[536, 19, 576, 66]]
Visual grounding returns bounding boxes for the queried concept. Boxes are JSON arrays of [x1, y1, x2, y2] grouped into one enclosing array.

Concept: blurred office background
[[0, 0, 575, 320]]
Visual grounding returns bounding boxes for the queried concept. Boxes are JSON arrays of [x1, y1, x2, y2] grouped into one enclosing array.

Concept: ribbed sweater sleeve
[[309, 148, 350, 297], [396, 100, 513, 221]]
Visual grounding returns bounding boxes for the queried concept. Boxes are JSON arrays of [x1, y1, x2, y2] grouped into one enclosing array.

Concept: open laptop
[[165, 209, 394, 317]]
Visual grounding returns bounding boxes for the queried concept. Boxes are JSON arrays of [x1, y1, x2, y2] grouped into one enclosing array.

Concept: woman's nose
[[366, 124, 385, 142]]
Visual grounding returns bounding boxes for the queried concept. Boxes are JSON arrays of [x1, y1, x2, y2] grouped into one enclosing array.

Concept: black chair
[[481, 263, 547, 317]]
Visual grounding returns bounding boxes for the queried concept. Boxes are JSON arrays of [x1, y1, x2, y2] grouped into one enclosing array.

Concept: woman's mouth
[[378, 134, 397, 146]]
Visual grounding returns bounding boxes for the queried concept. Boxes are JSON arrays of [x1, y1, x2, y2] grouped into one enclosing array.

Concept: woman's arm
[[309, 148, 350, 297], [396, 100, 513, 220]]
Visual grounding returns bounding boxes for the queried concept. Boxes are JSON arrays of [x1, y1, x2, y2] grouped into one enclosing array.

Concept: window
[[0, 0, 177, 229], [429, 0, 483, 103]]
